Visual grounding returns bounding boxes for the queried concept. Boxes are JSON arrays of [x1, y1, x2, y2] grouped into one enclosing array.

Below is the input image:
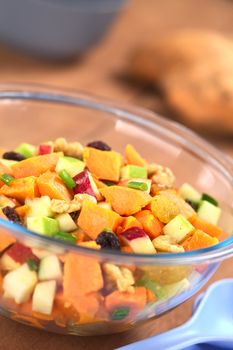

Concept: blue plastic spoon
[[117, 279, 233, 350]]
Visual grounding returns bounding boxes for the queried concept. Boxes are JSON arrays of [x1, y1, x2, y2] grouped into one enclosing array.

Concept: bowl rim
[[0, 83, 232, 265]]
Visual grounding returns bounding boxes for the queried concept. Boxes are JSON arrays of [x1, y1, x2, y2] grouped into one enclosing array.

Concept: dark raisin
[[96, 231, 120, 250], [2, 206, 22, 225], [185, 199, 198, 211], [87, 141, 111, 151], [3, 151, 25, 161], [69, 211, 79, 221]]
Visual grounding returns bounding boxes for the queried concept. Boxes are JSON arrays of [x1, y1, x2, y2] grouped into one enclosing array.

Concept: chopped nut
[[147, 163, 175, 189], [51, 194, 97, 214], [103, 263, 135, 292], [54, 138, 83, 158], [73, 194, 97, 205], [152, 235, 184, 253], [51, 199, 81, 214]]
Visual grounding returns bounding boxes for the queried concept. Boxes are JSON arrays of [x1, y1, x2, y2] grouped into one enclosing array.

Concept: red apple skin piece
[[7, 243, 39, 264], [121, 227, 148, 241], [73, 170, 95, 197], [38, 144, 53, 155]]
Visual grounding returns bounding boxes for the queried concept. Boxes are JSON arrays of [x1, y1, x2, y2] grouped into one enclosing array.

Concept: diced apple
[[56, 213, 77, 232], [3, 263, 38, 304], [0, 254, 20, 271], [15, 143, 36, 158], [26, 216, 59, 236], [38, 143, 53, 155], [163, 214, 195, 243], [38, 255, 62, 281], [120, 165, 147, 180], [55, 156, 85, 178], [121, 227, 156, 254], [25, 196, 53, 218], [32, 280, 56, 315], [197, 200, 221, 225], [0, 159, 18, 167], [5, 242, 38, 264], [179, 183, 201, 203], [127, 178, 152, 194], [73, 170, 101, 200]]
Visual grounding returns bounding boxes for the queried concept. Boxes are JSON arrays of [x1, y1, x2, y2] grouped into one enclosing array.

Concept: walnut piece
[[51, 194, 97, 214], [54, 138, 83, 158], [152, 235, 184, 253], [103, 263, 135, 293], [147, 163, 175, 189]]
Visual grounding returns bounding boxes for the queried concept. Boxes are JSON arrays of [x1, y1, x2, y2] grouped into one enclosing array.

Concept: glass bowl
[[0, 84, 233, 336]]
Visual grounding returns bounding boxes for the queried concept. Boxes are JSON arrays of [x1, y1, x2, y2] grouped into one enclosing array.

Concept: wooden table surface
[[1, 0, 233, 349]]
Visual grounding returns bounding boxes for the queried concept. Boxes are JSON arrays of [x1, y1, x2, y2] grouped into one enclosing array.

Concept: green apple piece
[[38, 255, 62, 281], [25, 196, 53, 218], [0, 253, 20, 271], [120, 165, 147, 180], [26, 217, 59, 236], [3, 263, 37, 304], [162, 278, 190, 299], [179, 183, 201, 203], [163, 214, 194, 243], [15, 143, 36, 158], [0, 159, 18, 167], [127, 178, 152, 194], [55, 156, 85, 178], [56, 213, 77, 232], [197, 200, 221, 225], [32, 280, 56, 315]]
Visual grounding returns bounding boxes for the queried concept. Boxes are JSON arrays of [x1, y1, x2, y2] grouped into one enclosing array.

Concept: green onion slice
[[111, 307, 129, 321], [0, 173, 15, 186], [59, 170, 76, 189]]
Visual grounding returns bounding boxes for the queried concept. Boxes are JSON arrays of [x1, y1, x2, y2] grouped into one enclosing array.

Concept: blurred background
[[0, 0, 233, 153]]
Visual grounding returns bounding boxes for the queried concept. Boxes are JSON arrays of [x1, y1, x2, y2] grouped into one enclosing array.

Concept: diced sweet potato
[[0, 176, 39, 202], [12, 154, 59, 178], [105, 287, 147, 320], [0, 211, 16, 251], [78, 200, 122, 240], [69, 292, 102, 319], [83, 147, 122, 182], [121, 246, 134, 253], [189, 216, 222, 238], [63, 253, 104, 297], [135, 210, 163, 238], [100, 186, 151, 216], [125, 144, 147, 167], [37, 171, 72, 202], [183, 229, 219, 251], [15, 205, 29, 218]]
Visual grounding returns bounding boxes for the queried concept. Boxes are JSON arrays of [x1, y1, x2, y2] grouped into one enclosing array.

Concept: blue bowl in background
[[0, 0, 126, 59]]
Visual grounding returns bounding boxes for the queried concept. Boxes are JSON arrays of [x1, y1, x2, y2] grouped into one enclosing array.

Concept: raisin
[[2, 206, 22, 225], [87, 141, 111, 151], [96, 231, 120, 250], [3, 151, 25, 161], [69, 211, 79, 221], [185, 199, 198, 211]]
